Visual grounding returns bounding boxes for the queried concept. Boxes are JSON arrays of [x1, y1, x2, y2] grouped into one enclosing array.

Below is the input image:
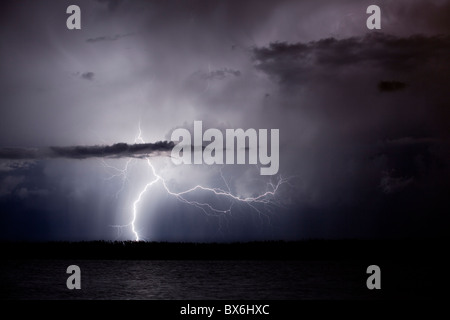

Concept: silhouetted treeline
[[0, 239, 447, 260]]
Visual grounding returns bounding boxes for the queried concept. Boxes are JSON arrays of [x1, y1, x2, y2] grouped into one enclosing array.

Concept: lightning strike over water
[[105, 125, 288, 241]]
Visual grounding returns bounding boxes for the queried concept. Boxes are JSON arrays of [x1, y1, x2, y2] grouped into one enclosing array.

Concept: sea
[[0, 260, 439, 300]]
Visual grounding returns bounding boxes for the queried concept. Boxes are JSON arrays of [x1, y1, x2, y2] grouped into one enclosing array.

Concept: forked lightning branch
[[109, 121, 286, 241]]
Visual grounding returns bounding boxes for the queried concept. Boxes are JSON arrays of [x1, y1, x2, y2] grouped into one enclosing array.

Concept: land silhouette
[[0, 238, 446, 260]]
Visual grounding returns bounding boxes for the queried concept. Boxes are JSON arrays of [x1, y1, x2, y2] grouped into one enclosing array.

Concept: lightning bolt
[[105, 124, 289, 241]]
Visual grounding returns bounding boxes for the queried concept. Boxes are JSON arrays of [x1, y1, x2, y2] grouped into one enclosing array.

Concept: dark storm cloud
[[383, 137, 439, 147], [385, 0, 450, 35], [202, 68, 242, 80], [81, 72, 95, 81], [373, 137, 448, 178], [0, 175, 25, 197], [1, 0, 449, 241], [0, 148, 40, 160], [247, 28, 450, 238], [379, 171, 413, 194], [0, 160, 34, 172], [252, 33, 450, 84], [185, 67, 242, 93], [50, 142, 174, 158], [0, 142, 174, 160], [378, 81, 407, 92]]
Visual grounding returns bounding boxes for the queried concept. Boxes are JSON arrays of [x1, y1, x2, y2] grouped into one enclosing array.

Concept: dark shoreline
[[1, 238, 447, 260]]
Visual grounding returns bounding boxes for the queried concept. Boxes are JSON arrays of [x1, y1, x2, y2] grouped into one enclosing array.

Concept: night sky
[[0, 0, 449, 242]]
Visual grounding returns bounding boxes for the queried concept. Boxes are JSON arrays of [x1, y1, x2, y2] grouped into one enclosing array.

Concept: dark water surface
[[0, 260, 439, 300]]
